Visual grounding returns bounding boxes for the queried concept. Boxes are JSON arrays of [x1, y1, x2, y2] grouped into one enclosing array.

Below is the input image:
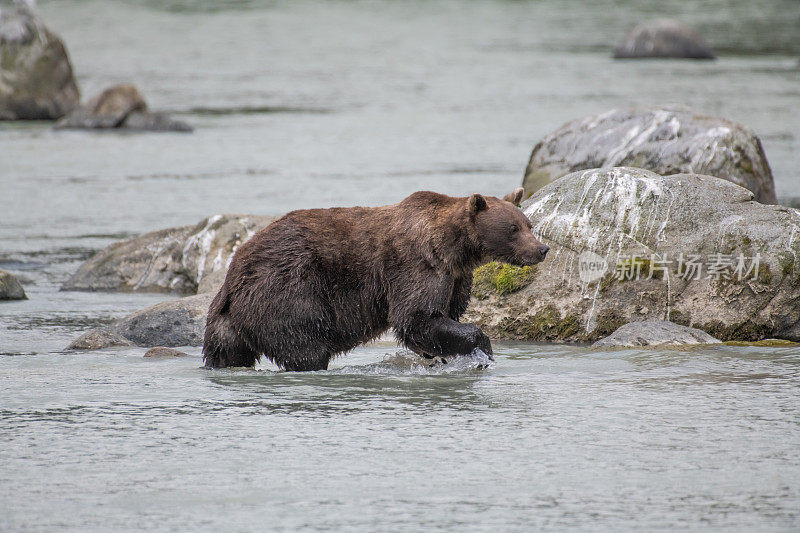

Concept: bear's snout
[[526, 244, 549, 265], [538, 244, 549, 260]]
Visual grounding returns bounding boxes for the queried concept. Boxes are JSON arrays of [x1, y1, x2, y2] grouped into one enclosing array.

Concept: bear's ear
[[503, 187, 525, 206], [469, 194, 487, 216]]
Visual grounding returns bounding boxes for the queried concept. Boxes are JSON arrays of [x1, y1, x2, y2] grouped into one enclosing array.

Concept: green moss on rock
[[756, 263, 772, 285], [588, 309, 626, 341], [494, 304, 580, 341], [777, 251, 794, 278], [615, 257, 665, 281], [668, 309, 691, 327], [697, 320, 771, 342], [722, 339, 799, 347], [472, 262, 536, 299]]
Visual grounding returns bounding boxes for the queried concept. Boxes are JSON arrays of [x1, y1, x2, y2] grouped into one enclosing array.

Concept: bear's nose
[[539, 245, 549, 259]]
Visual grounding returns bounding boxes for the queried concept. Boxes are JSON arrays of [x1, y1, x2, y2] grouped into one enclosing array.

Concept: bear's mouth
[[507, 247, 549, 267]]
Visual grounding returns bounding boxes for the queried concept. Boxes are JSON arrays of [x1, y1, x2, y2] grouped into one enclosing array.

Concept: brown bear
[[203, 188, 548, 371]]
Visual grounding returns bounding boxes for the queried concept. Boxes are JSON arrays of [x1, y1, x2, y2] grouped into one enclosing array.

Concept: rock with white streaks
[[522, 106, 777, 204], [61, 214, 276, 294], [466, 167, 800, 343]]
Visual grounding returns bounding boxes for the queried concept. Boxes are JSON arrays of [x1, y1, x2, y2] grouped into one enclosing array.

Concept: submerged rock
[[613, 19, 715, 59], [120, 110, 192, 132], [67, 293, 213, 350], [62, 214, 276, 294], [593, 320, 721, 347], [0, 4, 80, 120], [0, 269, 26, 300], [143, 346, 189, 358], [466, 167, 800, 343], [55, 83, 192, 132], [522, 106, 777, 204]]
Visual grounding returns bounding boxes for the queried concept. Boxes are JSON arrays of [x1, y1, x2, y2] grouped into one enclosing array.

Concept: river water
[[1, 0, 799, 530]]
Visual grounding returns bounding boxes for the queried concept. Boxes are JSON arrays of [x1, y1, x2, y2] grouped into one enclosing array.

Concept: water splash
[[331, 349, 494, 375]]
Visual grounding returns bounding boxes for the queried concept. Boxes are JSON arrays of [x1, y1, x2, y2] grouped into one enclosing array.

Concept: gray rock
[[592, 320, 721, 347], [613, 19, 715, 59], [67, 293, 213, 350], [465, 167, 800, 343], [522, 106, 777, 204], [0, 4, 80, 120], [197, 267, 227, 295], [65, 327, 134, 350], [55, 83, 192, 132], [143, 346, 189, 358], [0, 269, 26, 300], [62, 214, 276, 294], [121, 110, 192, 132]]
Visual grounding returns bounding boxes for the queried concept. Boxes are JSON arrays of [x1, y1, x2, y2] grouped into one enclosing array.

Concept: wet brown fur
[[203, 188, 547, 370]]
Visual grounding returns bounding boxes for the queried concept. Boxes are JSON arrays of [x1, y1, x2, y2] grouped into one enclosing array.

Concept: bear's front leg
[[398, 312, 493, 360]]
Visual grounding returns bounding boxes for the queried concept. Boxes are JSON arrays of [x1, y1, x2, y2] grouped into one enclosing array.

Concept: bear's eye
[[510, 225, 519, 234]]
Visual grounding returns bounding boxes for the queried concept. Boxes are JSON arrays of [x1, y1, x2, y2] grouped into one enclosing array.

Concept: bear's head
[[470, 187, 549, 267]]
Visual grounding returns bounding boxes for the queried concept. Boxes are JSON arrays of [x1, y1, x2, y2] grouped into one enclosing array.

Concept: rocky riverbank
[[64, 166, 800, 350]]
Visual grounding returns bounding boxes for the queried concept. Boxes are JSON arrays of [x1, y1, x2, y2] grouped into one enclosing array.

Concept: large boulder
[[592, 320, 721, 347], [0, 4, 79, 120], [0, 269, 26, 300], [66, 293, 213, 350], [465, 167, 800, 343], [62, 214, 276, 294], [613, 19, 715, 59], [55, 83, 192, 132], [522, 106, 777, 204]]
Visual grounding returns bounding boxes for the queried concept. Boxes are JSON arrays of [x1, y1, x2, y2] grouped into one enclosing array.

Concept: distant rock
[[62, 214, 276, 294], [522, 106, 777, 204], [55, 84, 192, 132], [614, 19, 715, 59], [67, 293, 213, 350], [143, 346, 189, 358], [466, 167, 800, 343], [593, 320, 721, 347], [0, 269, 26, 300], [0, 4, 80, 120]]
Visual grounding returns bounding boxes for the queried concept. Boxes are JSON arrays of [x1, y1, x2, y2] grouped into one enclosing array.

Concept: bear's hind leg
[[203, 315, 260, 368]]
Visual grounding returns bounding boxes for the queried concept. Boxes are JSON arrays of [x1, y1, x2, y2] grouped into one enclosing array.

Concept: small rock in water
[[66, 327, 134, 350], [144, 346, 189, 358], [593, 320, 721, 347], [55, 83, 192, 132], [0, 270, 27, 300], [613, 19, 715, 59]]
